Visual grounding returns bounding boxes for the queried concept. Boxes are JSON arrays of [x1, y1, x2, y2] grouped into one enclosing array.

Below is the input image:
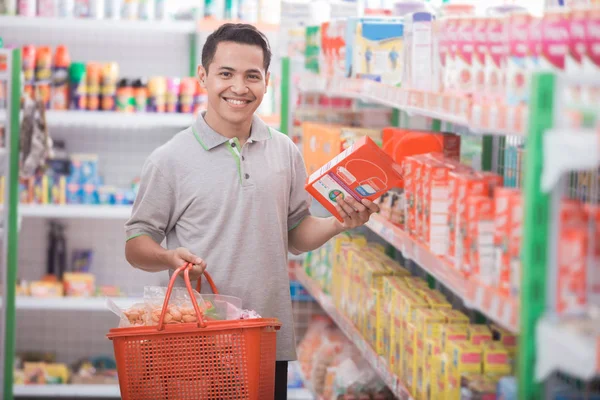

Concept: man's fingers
[[362, 199, 380, 213], [337, 196, 358, 217]]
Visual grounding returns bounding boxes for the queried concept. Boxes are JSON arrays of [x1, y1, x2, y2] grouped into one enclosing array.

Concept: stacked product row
[[3, 0, 279, 23], [305, 3, 600, 132], [305, 234, 518, 400], [297, 316, 395, 400], [20, 44, 207, 114], [302, 121, 600, 321], [0, 137, 140, 206]]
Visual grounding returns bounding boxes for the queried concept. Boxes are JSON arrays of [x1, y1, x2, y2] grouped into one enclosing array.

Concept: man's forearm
[[125, 235, 171, 273], [288, 216, 344, 253]]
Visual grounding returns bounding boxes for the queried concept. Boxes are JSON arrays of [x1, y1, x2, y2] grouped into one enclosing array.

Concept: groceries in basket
[[106, 282, 260, 328]]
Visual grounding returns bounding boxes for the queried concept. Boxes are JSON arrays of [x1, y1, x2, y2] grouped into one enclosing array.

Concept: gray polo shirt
[[125, 112, 311, 361]]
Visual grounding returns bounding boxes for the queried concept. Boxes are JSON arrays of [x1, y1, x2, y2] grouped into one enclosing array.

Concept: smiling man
[[124, 23, 379, 399]]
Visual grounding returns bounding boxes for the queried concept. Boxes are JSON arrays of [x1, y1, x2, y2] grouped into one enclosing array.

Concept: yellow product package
[[482, 342, 512, 376], [403, 321, 419, 396], [439, 309, 470, 325], [423, 338, 443, 400], [397, 290, 430, 377], [418, 288, 452, 310], [441, 324, 469, 353], [390, 283, 414, 374], [403, 276, 430, 291], [445, 341, 483, 399], [382, 276, 406, 366], [468, 324, 493, 346], [415, 309, 445, 398], [490, 324, 518, 356], [432, 352, 448, 400]]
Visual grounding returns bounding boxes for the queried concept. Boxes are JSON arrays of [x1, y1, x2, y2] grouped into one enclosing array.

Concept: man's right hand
[[165, 247, 207, 282]]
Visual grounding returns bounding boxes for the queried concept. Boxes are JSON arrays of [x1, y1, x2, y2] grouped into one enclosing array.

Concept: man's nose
[[230, 77, 249, 94]]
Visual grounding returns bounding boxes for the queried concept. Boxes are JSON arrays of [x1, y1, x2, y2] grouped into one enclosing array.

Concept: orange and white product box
[[584, 203, 600, 306], [454, 174, 489, 274], [306, 135, 402, 222], [467, 195, 494, 282], [478, 171, 504, 196], [422, 159, 452, 255], [509, 193, 523, 297], [403, 156, 419, 238], [557, 225, 588, 316], [447, 171, 463, 263], [494, 187, 520, 294], [413, 155, 432, 241]]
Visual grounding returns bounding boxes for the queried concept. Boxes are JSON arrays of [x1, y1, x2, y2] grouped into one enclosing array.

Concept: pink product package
[[506, 12, 533, 106]]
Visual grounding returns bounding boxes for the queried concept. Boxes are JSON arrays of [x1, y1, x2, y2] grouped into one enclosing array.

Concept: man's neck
[[203, 109, 253, 145]]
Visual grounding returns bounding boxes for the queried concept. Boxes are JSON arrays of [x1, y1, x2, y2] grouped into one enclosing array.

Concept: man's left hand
[[334, 196, 380, 231]]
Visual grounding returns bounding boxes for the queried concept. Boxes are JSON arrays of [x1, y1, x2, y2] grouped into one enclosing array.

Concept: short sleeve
[[288, 146, 311, 231], [125, 159, 175, 243]]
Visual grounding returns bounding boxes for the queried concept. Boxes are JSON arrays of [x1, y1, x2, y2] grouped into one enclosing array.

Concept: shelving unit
[[296, 268, 413, 400], [17, 204, 132, 219], [13, 384, 120, 398], [298, 75, 526, 137], [0, 15, 195, 34]]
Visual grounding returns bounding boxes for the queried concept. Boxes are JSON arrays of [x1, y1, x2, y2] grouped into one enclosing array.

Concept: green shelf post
[[189, 32, 198, 78], [3, 48, 22, 400], [280, 57, 290, 135], [391, 108, 400, 127], [519, 72, 555, 400]]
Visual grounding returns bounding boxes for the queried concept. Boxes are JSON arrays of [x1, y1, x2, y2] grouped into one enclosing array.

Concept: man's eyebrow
[[217, 66, 263, 75]]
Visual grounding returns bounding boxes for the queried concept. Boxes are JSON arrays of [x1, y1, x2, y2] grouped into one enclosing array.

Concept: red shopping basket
[[107, 263, 281, 400]]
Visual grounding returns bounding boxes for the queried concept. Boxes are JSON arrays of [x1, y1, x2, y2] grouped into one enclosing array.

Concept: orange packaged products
[[422, 159, 452, 255], [557, 222, 589, 316], [467, 195, 494, 282], [86, 63, 102, 111], [50, 45, 71, 110], [35, 46, 52, 107], [494, 187, 520, 294], [456, 174, 489, 275], [508, 193, 523, 296], [305, 135, 402, 222]]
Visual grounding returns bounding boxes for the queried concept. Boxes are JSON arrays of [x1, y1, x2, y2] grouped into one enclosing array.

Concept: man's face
[[198, 41, 269, 126]]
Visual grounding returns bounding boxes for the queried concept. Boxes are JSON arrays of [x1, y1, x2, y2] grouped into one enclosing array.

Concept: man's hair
[[202, 23, 272, 72]]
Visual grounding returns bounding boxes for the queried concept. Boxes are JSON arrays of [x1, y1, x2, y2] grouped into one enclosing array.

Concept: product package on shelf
[[19, 44, 208, 115], [304, 231, 521, 399]]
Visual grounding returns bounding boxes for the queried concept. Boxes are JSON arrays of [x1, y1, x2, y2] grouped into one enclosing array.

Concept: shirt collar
[[192, 111, 272, 151]]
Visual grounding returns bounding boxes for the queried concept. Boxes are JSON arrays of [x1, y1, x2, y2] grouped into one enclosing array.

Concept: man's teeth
[[226, 99, 247, 105]]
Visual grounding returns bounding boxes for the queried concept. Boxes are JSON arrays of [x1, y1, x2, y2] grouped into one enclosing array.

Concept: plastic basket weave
[[107, 263, 281, 400]]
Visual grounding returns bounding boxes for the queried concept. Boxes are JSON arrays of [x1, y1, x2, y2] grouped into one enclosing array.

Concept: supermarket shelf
[[13, 384, 120, 397], [298, 74, 526, 136], [0, 109, 6, 123], [15, 296, 142, 311], [44, 110, 194, 129], [38, 111, 279, 130], [198, 18, 279, 33], [295, 268, 413, 400], [0, 15, 195, 34], [536, 316, 600, 381], [541, 128, 600, 192], [18, 204, 132, 219], [366, 213, 519, 333]]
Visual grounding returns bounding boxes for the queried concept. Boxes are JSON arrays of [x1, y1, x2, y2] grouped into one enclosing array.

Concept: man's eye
[[248, 75, 260, 80], [220, 72, 232, 77]]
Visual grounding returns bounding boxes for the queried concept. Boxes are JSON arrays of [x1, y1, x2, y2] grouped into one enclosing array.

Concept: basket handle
[[157, 263, 215, 330], [196, 269, 219, 294]]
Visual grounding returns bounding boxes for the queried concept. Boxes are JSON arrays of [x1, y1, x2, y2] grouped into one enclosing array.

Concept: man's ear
[[265, 71, 270, 93], [197, 65, 208, 88]]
